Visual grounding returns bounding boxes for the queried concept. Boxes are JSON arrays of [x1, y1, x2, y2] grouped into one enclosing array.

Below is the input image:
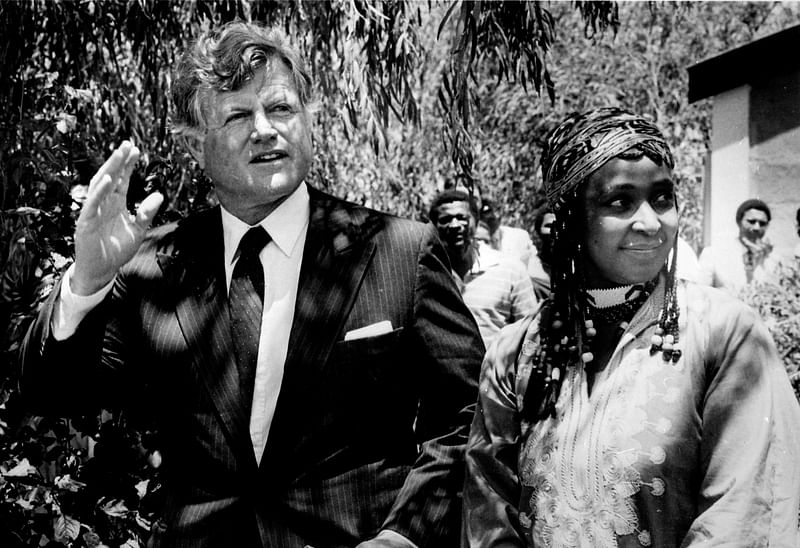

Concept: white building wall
[[706, 86, 750, 250]]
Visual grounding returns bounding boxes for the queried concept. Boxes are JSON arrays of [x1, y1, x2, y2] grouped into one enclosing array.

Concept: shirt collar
[[473, 243, 502, 272], [221, 183, 310, 265]]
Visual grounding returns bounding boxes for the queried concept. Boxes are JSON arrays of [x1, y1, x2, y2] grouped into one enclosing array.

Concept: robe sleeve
[[462, 318, 533, 548], [682, 299, 800, 546]]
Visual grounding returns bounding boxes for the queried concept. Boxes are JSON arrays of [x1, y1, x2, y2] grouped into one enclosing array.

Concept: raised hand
[[72, 141, 164, 295]]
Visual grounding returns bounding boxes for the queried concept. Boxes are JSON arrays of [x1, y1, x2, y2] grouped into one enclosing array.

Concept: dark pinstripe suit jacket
[[20, 185, 485, 548]]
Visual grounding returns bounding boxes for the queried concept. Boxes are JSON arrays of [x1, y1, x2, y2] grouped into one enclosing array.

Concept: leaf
[[3, 458, 37, 477], [55, 474, 87, 492], [15, 498, 34, 510], [54, 514, 82, 542], [437, 0, 460, 39], [135, 479, 149, 499], [64, 84, 94, 102], [55, 112, 77, 134], [121, 538, 141, 548], [100, 498, 129, 517]]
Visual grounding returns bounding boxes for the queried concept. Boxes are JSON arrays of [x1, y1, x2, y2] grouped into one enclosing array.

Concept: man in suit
[[20, 21, 484, 548]]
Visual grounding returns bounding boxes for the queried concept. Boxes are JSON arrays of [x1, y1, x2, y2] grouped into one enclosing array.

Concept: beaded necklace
[[584, 279, 657, 326]]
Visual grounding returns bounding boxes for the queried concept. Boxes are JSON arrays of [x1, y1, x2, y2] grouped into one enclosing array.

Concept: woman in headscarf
[[462, 107, 800, 547]]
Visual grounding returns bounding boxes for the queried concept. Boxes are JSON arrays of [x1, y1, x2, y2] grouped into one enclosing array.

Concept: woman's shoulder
[[682, 280, 759, 321], [680, 280, 769, 358], [483, 311, 542, 374]]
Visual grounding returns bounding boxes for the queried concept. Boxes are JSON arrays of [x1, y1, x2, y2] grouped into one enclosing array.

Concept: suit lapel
[[157, 208, 257, 473], [259, 188, 378, 477]]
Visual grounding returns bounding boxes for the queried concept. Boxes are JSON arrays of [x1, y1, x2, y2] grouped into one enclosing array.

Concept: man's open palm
[[72, 141, 164, 295]]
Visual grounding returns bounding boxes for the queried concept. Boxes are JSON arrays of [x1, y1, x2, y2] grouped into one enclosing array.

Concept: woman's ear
[[181, 134, 206, 169]]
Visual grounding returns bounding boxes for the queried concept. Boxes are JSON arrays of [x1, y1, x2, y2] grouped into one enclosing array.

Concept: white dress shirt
[[220, 184, 308, 462]]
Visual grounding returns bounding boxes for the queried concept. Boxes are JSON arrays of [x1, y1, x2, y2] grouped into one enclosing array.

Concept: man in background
[[429, 190, 536, 349], [699, 198, 779, 293]]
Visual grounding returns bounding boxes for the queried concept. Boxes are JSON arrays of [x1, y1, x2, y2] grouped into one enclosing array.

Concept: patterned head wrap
[[541, 107, 674, 209]]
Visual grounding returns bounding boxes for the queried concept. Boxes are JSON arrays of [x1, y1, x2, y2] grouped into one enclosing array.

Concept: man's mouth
[[250, 151, 288, 163]]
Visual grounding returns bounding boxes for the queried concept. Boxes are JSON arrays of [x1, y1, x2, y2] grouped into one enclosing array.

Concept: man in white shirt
[[429, 190, 537, 349], [20, 22, 483, 548], [698, 198, 780, 293]]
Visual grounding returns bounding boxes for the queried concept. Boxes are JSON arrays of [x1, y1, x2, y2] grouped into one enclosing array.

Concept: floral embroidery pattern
[[519, 345, 675, 547]]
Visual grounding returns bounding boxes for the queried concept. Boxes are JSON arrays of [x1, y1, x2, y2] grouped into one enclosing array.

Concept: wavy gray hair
[[171, 21, 316, 138]]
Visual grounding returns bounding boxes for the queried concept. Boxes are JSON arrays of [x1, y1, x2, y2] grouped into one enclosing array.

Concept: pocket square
[[344, 320, 393, 341]]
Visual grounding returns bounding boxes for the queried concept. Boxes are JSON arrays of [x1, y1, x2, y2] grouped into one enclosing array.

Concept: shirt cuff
[[375, 530, 418, 548], [52, 264, 115, 340]]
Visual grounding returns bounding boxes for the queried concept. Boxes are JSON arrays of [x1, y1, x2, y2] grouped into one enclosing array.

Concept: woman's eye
[[653, 192, 675, 210], [605, 197, 630, 210]]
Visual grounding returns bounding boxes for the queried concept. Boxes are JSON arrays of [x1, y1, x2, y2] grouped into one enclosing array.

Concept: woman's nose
[[631, 202, 660, 234]]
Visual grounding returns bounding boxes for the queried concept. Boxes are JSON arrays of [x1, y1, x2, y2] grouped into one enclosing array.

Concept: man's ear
[[181, 134, 206, 169]]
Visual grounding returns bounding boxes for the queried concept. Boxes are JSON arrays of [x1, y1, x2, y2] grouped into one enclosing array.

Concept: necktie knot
[[237, 226, 270, 259]]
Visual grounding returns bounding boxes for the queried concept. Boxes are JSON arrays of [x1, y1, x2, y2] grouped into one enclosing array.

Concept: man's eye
[[271, 104, 294, 115], [225, 112, 249, 124]]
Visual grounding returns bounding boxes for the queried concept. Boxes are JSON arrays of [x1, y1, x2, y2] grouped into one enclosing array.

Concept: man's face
[[195, 59, 313, 224], [434, 201, 476, 256], [738, 208, 769, 242]]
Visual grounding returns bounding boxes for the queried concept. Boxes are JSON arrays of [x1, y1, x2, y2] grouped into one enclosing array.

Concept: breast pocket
[[326, 327, 412, 433], [331, 327, 404, 373]]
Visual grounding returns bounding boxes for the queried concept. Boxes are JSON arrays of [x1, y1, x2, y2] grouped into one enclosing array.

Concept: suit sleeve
[[380, 223, 485, 548], [681, 302, 800, 546], [19, 267, 139, 417]]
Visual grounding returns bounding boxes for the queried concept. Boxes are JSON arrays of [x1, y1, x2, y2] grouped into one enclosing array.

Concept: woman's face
[[580, 156, 678, 288]]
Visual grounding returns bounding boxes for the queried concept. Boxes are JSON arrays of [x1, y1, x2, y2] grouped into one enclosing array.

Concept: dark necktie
[[229, 226, 270, 413]]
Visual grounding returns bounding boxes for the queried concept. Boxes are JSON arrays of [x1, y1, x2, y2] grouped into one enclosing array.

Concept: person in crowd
[[794, 207, 800, 260], [475, 220, 493, 247], [19, 21, 485, 548], [528, 204, 555, 299], [479, 198, 536, 270], [698, 198, 779, 293], [462, 107, 800, 547], [429, 189, 537, 349]]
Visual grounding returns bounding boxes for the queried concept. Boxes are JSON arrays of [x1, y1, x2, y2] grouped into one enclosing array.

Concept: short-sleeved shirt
[[455, 244, 537, 349]]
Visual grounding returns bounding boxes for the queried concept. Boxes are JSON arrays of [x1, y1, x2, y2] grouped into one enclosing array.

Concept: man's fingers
[[88, 141, 133, 191], [135, 192, 165, 230], [80, 174, 115, 220], [117, 143, 140, 196]]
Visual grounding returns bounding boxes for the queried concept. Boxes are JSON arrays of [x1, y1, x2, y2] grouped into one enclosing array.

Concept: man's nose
[[251, 110, 277, 141], [631, 202, 660, 234]]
